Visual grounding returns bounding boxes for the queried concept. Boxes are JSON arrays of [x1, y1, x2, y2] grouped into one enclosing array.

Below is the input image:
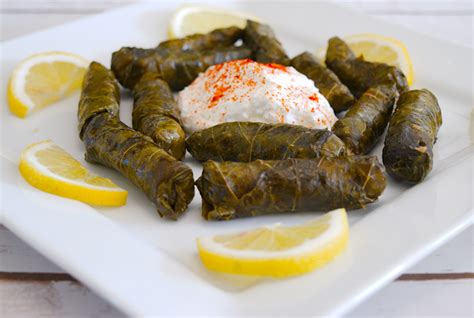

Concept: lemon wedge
[[8, 52, 89, 118], [316, 34, 414, 86], [19, 140, 127, 206], [168, 4, 261, 38], [197, 208, 349, 277]]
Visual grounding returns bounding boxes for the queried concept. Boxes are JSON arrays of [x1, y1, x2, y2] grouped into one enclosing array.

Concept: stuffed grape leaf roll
[[333, 84, 398, 155], [291, 52, 355, 112], [382, 89, 442, 183], [132, 73, 186, 160], [111, 45, 251, 91], [325, 37, 408, 98], [197, 156, 386, 220], [156, 26, 243, 55], [78, 62, 120, 137], [78, 62, 194, 219], [243, 20, 290, 65], [82, 113, 194, 219], [186, 121, 347, 162]]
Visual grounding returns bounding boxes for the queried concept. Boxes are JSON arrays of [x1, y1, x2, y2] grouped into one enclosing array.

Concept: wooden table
[[1, 1, 473, 316]]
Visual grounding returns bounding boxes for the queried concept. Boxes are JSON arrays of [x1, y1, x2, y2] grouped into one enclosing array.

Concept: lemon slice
[[316, 34, 414, 86], [8, 52, 89, 118], [197, 208, 349, 277], [19, 140, 127, 206], [168, 4, 261, 38]]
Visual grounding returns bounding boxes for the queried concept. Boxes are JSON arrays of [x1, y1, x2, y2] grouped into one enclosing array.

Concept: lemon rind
[[168, 4, 261, 38], [197, 209, 349, 277], [9, 52, 89, 117], [19, 140, 127, 207], [198, 226, 348, 277]]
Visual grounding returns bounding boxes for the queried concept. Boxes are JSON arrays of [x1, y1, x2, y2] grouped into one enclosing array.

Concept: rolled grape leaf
[[243, 20, 290, 65], [186, 121, 347, 162], [291, 52, 355, 112], [133, 73, 186, 160], [78, 62, 194, 219], [156, 26, 243, 55], [82, 113, 194, 219], [111, 45, 252, 90], [333, 84, 398, 155], [197, 156, 386, 220], [160, 46, 252, 90], [77, 62, 120, 137], [111, 47, 159, 91], [325, 37, 408, 98], [383, 89, 442, 183]]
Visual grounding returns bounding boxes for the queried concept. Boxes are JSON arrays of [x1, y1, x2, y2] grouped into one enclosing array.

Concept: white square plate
[[1, 1, 473, 316]]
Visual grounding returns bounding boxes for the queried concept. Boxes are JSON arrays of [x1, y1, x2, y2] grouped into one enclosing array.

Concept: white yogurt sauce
[[177, 59, 337, 133]]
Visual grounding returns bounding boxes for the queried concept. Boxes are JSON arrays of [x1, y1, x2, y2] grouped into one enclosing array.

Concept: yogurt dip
[[177, 59, 337, 133]]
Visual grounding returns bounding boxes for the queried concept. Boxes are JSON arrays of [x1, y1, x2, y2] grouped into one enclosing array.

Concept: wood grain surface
[[1, 1, 473, 317]]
